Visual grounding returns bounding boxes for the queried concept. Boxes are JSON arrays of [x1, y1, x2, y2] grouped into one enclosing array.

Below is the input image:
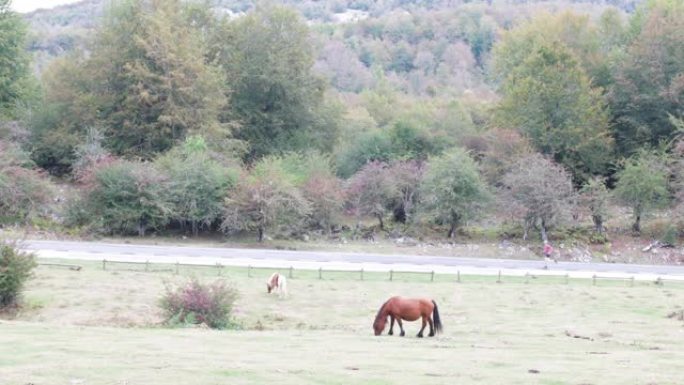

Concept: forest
[[1, 0, 683, 249]]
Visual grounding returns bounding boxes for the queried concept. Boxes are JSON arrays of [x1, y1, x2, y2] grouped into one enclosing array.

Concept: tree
[[213, 4, 338, 160], [614, 150, 670, 233], [28, 54, 94, 175], [222, 156, 311, 242], [387, 160, 425, 224], [580, 177, 610, 234], [494, 41, 613, 183], [156, 136, 238, 236], [480, 128, 533, 187], [0, 0, 30, 119], [92, 0, 227, 157], [277, 152, 344, 233], [419, 148, 490, 239], [335, 130, 393, 178], [609, 2, 684, 156], [34, 0, 228, 166], [345, 161, 397, 231], [502, 154, 577, 241], [492, 11, 607, 87]]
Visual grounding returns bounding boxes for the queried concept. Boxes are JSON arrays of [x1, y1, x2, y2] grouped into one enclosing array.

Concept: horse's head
[[373, 300, 389, 335], [266, 283, 272, 293], [373, 316, 387, 336]]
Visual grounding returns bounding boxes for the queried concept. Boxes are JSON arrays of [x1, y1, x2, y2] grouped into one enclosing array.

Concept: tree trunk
[[447, 212, 460, 239], [632, 214, 641, 233], [257, 226, 264, 242], [376, 214, 384, 230], [632, 207, 641, 233], [192, 221, 199, 237], [138, 217, 147, 237], [447, 222, 457, 239], [592, 215, 603, 234], [540, 219, 548, 242]]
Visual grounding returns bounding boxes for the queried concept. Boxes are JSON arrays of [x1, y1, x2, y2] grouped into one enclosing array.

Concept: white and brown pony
[[266, 272, 287, 297]]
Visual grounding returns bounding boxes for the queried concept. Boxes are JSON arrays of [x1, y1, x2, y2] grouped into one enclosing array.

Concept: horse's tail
[[432, 300, 443, 334]]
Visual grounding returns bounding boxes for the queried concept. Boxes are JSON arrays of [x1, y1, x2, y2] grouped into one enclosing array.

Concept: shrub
[[386, 160, 425, 223], [345, 161, 398, 230], [0, 140, 53, 223], [614, 150, 670, 233], [0, 242, 37, 309], [501, 153, 577, 241], [335, 130, 393, 178], [419, 148, 491, 238], [84, 160, 172, 236], [222, 156, 311, 242], [159, 278, 238, 329], [580, 177, 610, 234], [156, 137, 238, 236], [0, 166, 53, 223]]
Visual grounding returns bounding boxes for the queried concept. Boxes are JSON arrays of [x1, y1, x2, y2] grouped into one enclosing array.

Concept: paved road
[[21, 239, 684, 281]]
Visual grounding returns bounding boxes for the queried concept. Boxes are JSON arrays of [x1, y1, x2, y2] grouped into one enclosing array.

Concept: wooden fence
[[37, 259, 682, 286]]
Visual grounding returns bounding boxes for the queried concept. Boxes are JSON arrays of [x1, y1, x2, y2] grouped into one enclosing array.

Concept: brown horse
[[373, 296, 443, 337]]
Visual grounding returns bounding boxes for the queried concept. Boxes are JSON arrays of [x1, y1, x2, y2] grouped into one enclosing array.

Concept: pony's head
[[266, 283, 272, 293], [373, 301, 389, 336], [373, 316, 387, 336]]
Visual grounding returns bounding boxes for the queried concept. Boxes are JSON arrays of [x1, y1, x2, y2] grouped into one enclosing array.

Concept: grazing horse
[[266, 272, 287, 297], [373, 296, 442, 337]]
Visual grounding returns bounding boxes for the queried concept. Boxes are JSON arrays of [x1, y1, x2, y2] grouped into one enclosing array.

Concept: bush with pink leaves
[[159, 279, 239, 329]]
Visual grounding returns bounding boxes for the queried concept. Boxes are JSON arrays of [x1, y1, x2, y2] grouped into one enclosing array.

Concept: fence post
[[565, 274, 569, 285], [389, 270, 393, 281], [525, 272, 529, 284], [431, 271, 435, 282], [102, 259, 106, 271], [145, 260, 149, 272], [360, 268, 364, 281], [592, 274, 596, 286], [456, 270, 460, 283], [216, 263, 222, 276], [497, 270, 501, 283], [248, 265, 252, 278], [289, 266, 294, 279], [630, 276, 635, 287], [318, 267, 322, 280], [656, 277, 663, 286], [175, 261, 179, 275]]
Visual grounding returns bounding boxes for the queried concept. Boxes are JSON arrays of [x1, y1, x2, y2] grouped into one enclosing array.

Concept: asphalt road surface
[[21, 239, 684, 281]]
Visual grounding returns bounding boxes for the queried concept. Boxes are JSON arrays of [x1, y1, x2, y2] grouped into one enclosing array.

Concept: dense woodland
[[1, 0, 684, 246]]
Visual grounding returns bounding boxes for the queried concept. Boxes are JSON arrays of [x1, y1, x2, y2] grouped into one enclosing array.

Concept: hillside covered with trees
[[2, 0, 684, 260]]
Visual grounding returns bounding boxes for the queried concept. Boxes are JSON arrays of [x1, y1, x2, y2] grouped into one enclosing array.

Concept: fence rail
[[37, 258, 683, 286]]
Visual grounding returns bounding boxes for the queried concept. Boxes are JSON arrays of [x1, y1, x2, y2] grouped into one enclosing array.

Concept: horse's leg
[[417, 316, 427, 338], [428, 316, 435, 337], [396, 318, 405, 337], [388, 315, 395, 336]]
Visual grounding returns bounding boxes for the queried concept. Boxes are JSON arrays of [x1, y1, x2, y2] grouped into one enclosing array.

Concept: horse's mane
[[374, 299, 390, 324]]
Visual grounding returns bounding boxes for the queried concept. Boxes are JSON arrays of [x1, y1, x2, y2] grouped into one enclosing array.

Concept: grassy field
[[1, 260, 684, 384]]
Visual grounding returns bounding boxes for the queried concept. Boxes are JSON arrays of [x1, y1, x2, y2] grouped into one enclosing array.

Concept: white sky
[[11, 0, 83, 13]]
